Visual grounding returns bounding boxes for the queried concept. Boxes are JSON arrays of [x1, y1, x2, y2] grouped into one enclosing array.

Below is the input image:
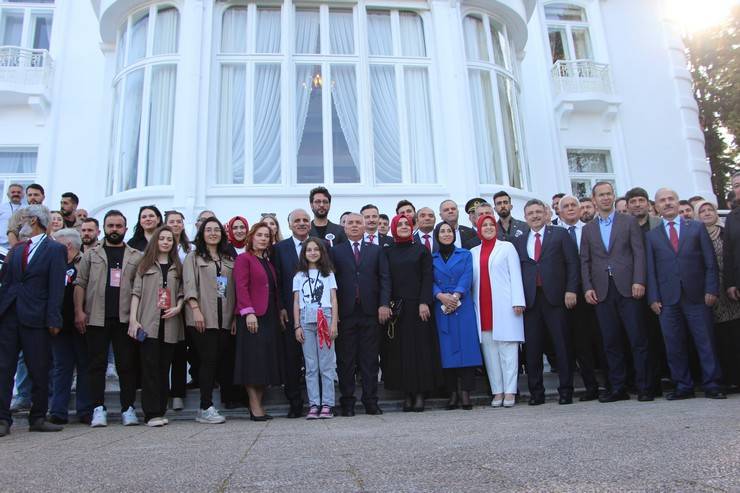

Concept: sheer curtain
[[370, 65, 400, 183], [295, 11, 320, 156], [498, 75, 522, 188], [221, 7, 247, 53], [153, 7, 179, 55], [127, 13, 148, 65], [463, 16, 488, 61], [116, 25, 127, 72], [256, 8, 281, 53], [1, 13, 22, 46], [399, 12, 425, 57], [107, 83, 121, 195], [404, 67, 435, 182], [331, 65, 359, 177], [32, 15, 53, 51], [367, 11, 392, 56], [295, 9, 320, 54], [146, 65, 177, 185], [119, 69, 144, 191], [468, 69, 500, 184], [0, 151, 37, 173], [253, 64, 280, 183], [216, 65, 246, 184], [329, 9, 354, 54]]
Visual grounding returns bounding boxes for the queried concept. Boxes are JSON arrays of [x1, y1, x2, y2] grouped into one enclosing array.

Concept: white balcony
[[550, 59, 620, 131], [0, 46, 54, 114]]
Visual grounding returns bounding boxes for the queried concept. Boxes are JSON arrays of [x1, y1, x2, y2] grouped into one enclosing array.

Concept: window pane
[[497, 75, 522, 188], [490, 20, 508, 68], [567, 150, 612, 173], [107, 82, 121, 195], [116, 24, 126, 73], [118, 69, 145, 191], [548, 28, 568, 63], [221, 7, 247, 53], [32, 14, 53, 50], [463, 16, 488, 61], [572, 28, 592, 60], [370, 65, 401, 183], [1, 12, 23, 46], [295, 8, 320, 54], [545, 4, 587, 22], [400, 12, 425, 57], [256, 7, 280, 54], [146, 65, 177, 185], [329, 9, 354, 55], [571, 179, 591, 199], [216, 65, 246, 184], [0, 150, 37, 173], [153, 7, 178, 55], [367, 11, 392, 56], [468, 69, 500, 184], [296, 64, 323, 183], [127, 11, 148, 65], [253, 64, 281, 184], [330, 65, 359, 183], [405, 66, 435, 183]]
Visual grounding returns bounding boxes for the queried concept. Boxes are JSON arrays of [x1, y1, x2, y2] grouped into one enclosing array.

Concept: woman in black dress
[[383, 214, 443, 412]]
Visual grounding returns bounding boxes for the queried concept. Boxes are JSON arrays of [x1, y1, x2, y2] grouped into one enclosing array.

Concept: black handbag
[[386, 298, 404, 340]]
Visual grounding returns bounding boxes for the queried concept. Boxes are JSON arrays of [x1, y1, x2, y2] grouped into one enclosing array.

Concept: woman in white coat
[[471, 215, 525, 408]]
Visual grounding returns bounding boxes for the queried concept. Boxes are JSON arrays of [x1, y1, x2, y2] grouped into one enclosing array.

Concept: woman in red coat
[[233, 222, 282, 421]]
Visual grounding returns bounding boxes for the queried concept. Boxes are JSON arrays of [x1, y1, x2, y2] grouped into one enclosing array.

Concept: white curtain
[[256, 7, 281, 53], [116, 26, 127, 73], [331, 65, 359, 177], [404, 67, 435, 183], [400, 12, 425, 57], [1, 13, 22, 46], [370, 65, 401, 183], [253, 64, 280, 183], [32, 15, 53, 51], [0, 151, 37, 173], [295, 9, 320, 54], [221, 7, 247, 53], [146, 65, 177, 185], [498, 74, 522, 188], [367, 11, 392, 56], [489, 21, 506, 67], [295, 64, 316, 157], [127, 13, 148, 65], [463, 16, 487, 61], [118, 69, 145, 191], [329, 10, 353, 55], [153, 7, 179, 55], [107, 83, 121, 195], [216, 65, 246, 184], [468, 69, 500, 184]]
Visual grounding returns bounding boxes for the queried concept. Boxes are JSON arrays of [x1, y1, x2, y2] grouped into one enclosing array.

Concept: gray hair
[[654, 187, 679, 202], [53, 228, 82, 251], [287, 208, 310, 224], [22, 204, 50, 229], [558, 194, 580, 210]]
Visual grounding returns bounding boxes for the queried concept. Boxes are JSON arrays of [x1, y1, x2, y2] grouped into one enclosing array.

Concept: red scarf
[[226, 216, 249, 249], [317, 309, 331, 349], [391, 214, 414, 243], [477, 215, 497, 332]]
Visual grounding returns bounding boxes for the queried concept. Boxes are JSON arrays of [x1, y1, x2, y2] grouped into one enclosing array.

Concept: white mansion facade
[[0, 0, 712, 226]]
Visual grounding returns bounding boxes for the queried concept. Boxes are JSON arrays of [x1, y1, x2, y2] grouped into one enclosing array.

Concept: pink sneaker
[[306, 405, 320, 420], [319, 405, 333, 419]]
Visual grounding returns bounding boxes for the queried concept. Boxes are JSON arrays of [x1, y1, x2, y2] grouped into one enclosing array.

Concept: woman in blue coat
[[432, 221, 482, 410]]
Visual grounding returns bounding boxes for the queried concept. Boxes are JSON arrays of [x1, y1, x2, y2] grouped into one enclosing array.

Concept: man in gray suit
[[580, 182, 652, 403]]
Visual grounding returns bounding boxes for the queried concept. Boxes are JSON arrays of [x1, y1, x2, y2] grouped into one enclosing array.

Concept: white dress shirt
[[363, 231, 379, 245], [663, 217, 681, 238], [417, 230, 434, 251], [526, 227, 546, 260], [26, 232, 46, 265], [559, 220, 584, 252], [292, 236, 304, 257]]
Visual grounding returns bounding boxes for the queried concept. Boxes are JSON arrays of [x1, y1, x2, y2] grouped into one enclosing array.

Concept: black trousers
[[170, 341, 187, 398], [0, 309, 51, 425], [188, 327, 240, 409], [524, 289, 573, 398], [644, 301, 669, 392], [140, 323, 175, 421], [715, 319, 740, 386], [594, 279, 651, 393], [337, 309, 380, 408], [444, 367, 475, 393], [87, 318, 138, 411], [567, 296, 603, 392], [282, 313, 304, 409]]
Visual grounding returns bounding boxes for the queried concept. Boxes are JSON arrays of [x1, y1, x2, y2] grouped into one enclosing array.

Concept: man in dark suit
[[439, 199, 477, 249], [275, 209, 311, 418], [360, 204, 393, 248], [581, 181, 653, 402], [333, 213, 391, 416], [308, 186, 346, 247], [646, 188, 725, 399], [0, 205, 67, 436], [413, 207, 436, 251], [514, 199, 579, 405], [493, 191, 529, 242]]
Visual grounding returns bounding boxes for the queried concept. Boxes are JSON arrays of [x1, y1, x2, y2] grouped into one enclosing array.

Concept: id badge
[[110, 268, 122, 288], [216, 275, 228, 299], [157, 287, 172, 310], [304, 302, 320, 323]]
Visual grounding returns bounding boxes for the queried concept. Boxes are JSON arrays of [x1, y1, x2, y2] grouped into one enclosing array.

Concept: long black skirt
[[233, 304, 284, 387]]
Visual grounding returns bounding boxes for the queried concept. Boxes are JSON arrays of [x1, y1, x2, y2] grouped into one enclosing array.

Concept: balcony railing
[[551, 59, 612, 96], [0, 46, 54, 91]]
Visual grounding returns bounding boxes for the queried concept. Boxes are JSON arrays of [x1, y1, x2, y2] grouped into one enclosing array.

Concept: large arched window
[[463, 13, 524, 189], [545, 3, 592, 63], [107, 4, 179, 195]]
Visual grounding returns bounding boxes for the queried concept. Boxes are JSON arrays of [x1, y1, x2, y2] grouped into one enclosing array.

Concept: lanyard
[[214, 255, 222, 277], [306, 270, 321, 301], [27, 234, 46, 258]]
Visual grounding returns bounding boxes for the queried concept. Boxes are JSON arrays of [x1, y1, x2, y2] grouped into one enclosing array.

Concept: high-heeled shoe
[[461, 390, 473, 410], [413, 393, 425, 412], [446, 392, 459, 410], [402, 394, 414, 412], [249, 410, 269, 422], [503, 394, 516, 408]]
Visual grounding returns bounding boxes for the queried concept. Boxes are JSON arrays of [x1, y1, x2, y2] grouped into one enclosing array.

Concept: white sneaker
[[196, 406, 226, 424], [491, 398, 503, 408], [121, 406, 139, 426], [91, 406, 108, 427], [162, 418, 169, 425], [171, 397, 184, 411], [146, 417, 166, 427]]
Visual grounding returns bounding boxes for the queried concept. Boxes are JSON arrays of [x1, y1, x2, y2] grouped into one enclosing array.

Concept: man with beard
[[25, 184, 45, 205], [60, 192, 82, 229], [0, 205, 67, 436], [579, 197, 596, 223], [308, 187, 346, 247], [79, 218, 100, 252], [74, 210, 143, 427], [493, 191, 528, 242], [0, 183, 24, 249]]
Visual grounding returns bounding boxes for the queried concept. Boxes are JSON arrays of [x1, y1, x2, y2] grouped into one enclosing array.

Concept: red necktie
[[353, 242, 360, 264], [669, 221, 679, 252], [368, 234, 375, 244], [423, 234, 431, 251], [534, 233, 542, 286], [21, 239, 31, 272]]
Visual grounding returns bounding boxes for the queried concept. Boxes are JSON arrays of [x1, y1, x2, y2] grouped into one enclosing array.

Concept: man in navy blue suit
[[333, 213, 391, 416], [646, 188, 725, 400], [514, 199, 579, 405], [0, 205, 67, 436]]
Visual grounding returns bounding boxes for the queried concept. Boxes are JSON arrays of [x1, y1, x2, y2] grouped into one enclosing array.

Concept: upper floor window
[[567, 148, 615, 198], [545, 3, 592, 63], [0, 1, 53, 52], [107, 4, 179, 195], [0, 148, 37, 203]]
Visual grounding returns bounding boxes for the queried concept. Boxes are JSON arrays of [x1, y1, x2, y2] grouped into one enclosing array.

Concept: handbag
[[386, 298, 404, 340]]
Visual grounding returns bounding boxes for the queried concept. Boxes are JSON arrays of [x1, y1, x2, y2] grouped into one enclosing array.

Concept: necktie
[[368, 234, 375, 244], [534, 233, 543, 286], [353, 242, 360, 264], [423, 234, 431, 251], [21, 239, 31, 272], [668, 221, 679, 252], [568, 226, 577, 245]]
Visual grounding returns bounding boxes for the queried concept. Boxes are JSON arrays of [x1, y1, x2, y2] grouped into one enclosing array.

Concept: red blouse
[[479, 241, 494, 331]]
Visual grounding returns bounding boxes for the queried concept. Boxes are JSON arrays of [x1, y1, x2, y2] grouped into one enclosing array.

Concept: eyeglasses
[[261, 213, 277, 218]]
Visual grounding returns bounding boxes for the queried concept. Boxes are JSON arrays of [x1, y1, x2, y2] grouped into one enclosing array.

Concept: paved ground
[[2, 396, 739, 492]]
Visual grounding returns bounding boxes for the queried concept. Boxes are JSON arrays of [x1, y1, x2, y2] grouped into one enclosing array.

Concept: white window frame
[[0, 146, 38, 202], [566, 147, 616, 198], [0, 1, 54, 51], [543, 2, 592, 62]]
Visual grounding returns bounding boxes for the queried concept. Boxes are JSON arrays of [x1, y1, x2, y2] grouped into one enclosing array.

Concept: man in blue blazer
[[332, 213, 391, 416], [0, 205, 67, 436], [514, 199, 579, 405], [646, 189, 725, 399]]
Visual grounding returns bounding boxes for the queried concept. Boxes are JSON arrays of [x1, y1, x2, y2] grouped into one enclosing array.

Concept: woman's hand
[[245, 313, 259, 333], [162, 304, 182, 319], [127, 321, 141, 340], [192, 306, 206, 333], [513, 306, 524, 316], [419, 303, 431, 322], [437, 293, 458, 312], [295, 326, 305, 344]]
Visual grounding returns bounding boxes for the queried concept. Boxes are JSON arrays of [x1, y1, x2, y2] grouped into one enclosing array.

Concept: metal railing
[[0, 46, 54, 90], [551, 59, 612, 96]]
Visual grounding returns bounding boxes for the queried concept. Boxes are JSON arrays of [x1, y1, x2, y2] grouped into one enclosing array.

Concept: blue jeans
[[301, 309, 337, 407], [13, 352, 32, 402], [50, 331, 92, 420]]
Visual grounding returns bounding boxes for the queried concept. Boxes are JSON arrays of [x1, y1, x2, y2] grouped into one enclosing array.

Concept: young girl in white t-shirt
[[292, 237, 338, 419]]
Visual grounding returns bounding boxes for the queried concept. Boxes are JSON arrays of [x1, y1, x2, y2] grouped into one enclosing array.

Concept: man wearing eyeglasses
[[308, 187, 347, 247]]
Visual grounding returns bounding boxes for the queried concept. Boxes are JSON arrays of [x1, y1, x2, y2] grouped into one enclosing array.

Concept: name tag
[[110, 268, 122, 288], [216, 275, 228, 299], [158, 287, 172, 310]]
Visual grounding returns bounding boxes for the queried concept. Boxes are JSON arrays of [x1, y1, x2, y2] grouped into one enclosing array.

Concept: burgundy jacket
[[233, 252, 280, 317]]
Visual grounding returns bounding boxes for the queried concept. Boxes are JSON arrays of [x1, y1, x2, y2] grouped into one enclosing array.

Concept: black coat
[[723, 208, 740, 289], [332, 241, 391, 318], [272, 238, 300, 312], [309, 220, 347, 247]]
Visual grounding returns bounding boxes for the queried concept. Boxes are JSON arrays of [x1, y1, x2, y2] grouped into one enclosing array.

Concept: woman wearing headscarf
[[432, 221, 481, 410], [383, 214, 443, 412], [695, 200, 740, 389], [226, 216, 249, 257], [471, 214, 525, 408]]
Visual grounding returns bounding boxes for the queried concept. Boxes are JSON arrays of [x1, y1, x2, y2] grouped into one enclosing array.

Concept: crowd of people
[[0, 175, 738, 436]]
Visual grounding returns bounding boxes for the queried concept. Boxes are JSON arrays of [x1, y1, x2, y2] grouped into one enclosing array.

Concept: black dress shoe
[[403, 395, 414, 412], [341, 407, 355, 417], [364, 406, 383, 415], [412, 394, 425, 412], [705, 390, 727, 399], [286, 406, 303, 419], [29, 419, 63, 432], [579, 389, 599, 402], [666, 390, 695, 401], [558, 395, 573, 405], [637, 392, 654, 402], [598, 391, 630, 403], [48, 415, 68, 425], [0, 421, 9, 437], [528, 396, 545, 406], [446, 392, 459, 410]]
